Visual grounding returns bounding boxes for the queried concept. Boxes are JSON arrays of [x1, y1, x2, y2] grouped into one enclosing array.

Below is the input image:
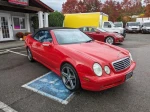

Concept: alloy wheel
[[61, 66, 77, 90], [105, 37, 114, 44], [27, 48, 33, 62]]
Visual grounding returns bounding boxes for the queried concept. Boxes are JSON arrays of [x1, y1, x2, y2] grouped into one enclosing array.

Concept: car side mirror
[[108, 25, 111, 28], [42, 42, 52, 47]]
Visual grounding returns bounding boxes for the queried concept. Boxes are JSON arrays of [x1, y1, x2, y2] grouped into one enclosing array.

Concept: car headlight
[[129, 52, 133, 61], [104, 66, 111, 74], [93, 63, 103, 77]]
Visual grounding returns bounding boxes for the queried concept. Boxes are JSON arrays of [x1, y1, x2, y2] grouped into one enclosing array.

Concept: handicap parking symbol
[[22, 72, 74, 104]]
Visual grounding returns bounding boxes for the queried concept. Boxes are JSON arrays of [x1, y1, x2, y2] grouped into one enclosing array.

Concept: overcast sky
[[41, 0, 109, 11], [41, 0, 143, 11]]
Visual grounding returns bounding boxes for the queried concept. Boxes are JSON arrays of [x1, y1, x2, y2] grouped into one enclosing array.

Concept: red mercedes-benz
[[79, 27, 124, 44], [25, 27, 136, 91]]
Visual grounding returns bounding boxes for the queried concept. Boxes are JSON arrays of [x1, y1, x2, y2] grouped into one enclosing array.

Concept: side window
[[89, 27, 96, 32], [33, 30, 52, 43], [104, 22, 110, 28], [82, 27, 89, 32]]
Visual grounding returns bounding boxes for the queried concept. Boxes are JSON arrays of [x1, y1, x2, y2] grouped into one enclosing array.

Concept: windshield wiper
[[86, 40, 93, 43]]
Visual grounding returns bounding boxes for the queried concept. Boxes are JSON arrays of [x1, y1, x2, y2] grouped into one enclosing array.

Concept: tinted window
[[81, 27, 97, 32], [104, 22, 111, 28], [34, 30, 52, 42], [81, 27, 89, 32]]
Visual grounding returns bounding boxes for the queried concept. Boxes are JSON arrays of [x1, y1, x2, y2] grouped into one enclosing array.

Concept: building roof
[[34, 0, 54, 12]]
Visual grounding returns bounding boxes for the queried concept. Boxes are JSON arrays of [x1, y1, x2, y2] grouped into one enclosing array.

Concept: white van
[[126, 22, 140, 33], [141, 21, 150, 33]]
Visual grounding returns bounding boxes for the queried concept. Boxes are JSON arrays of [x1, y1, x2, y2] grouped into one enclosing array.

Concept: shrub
[[24, 32, 31, 36], [48, 11, 65, 27], [16, 32, 24, 38]]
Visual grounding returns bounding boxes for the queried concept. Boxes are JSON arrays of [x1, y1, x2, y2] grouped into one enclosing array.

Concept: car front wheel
[[27, 47, 34, 62], [61, 63, 80, 91], [105, 36, 114, 44]]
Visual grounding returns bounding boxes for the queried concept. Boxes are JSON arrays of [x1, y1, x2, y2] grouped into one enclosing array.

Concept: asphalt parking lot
[[0, 34, 150, 112]]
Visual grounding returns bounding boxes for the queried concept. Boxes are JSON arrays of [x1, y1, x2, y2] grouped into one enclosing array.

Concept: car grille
[[112, 57, 131, 72], [132, 28, 137, 30]]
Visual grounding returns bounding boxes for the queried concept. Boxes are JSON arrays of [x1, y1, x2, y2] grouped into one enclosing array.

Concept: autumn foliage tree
[[144, 4, 150, 17], [102, 0, 122, 22], [62, 0, 145, 22], [62, 0, 101, 13], [62, 0, 78, 13]]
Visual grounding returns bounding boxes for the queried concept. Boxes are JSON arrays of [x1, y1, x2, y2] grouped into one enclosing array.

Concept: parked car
[[79, 27, 124, 44], [141, 21, 150, 34], [64, 12, 126, 37], [25, 27, 136, 91], [125, 22, 140, 33]]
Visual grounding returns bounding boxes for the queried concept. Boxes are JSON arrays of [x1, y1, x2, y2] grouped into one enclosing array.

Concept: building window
[[13, 17, 26, 30]]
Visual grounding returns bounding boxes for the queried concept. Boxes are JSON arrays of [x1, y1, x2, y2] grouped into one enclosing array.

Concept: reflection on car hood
[[62, 41, 129, 63]]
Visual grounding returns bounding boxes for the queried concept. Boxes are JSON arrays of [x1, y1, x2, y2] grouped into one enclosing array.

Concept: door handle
[[42, 43, 50, 47]]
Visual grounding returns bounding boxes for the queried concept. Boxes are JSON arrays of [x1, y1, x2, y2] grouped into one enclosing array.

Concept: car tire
[[105, 36, 114, 45], [61, 63, 80, 91], [27, 47, 34, 62], [141, 30, 144, 34]]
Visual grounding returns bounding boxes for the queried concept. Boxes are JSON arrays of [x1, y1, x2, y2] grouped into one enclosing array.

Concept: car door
[[31, 30, 46, 62], [40, 30, 57, 70]]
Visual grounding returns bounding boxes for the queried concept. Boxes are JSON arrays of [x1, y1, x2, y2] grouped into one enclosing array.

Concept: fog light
[[104, 66, 111, 74]]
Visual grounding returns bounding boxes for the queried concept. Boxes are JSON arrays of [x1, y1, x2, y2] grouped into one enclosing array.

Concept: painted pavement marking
[[7, 50, 27, 57], [22, 72, 75, 105], [0, 50, 9, 55], [0, 101, 17, 112]]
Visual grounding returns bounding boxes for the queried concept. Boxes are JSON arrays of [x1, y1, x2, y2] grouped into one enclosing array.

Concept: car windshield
[[53, 29, 93, 45], [143, 23, 150, 27], [97, 28, 106, 32], [109, 21, 115, 27], [128, 22, 140, 26]]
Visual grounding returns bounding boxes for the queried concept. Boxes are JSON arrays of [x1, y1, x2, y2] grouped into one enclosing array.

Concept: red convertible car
[[79, 27, 124, 44], [25, 27, 136, 91]]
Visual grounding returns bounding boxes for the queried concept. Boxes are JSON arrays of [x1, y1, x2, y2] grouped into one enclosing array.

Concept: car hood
[[146, 27, 150, 29], [61, 41, 129, 63], [129, 26, 140, 28]]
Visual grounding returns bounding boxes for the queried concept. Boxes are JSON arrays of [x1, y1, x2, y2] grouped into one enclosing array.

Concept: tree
[[62, 0, 78, 13], [144, 0, 150, 5], [62, 0, 102, 13], [75, 0, 87, 13], [48, 11, 64, 27], [83, 0, 102, 12], [144, 4, 150, 17], [31, 16, 39, 32], [102, 0, 121, 22]]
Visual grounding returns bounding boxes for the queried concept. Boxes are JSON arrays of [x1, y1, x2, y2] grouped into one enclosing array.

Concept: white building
[[0, 0, 54, 41]]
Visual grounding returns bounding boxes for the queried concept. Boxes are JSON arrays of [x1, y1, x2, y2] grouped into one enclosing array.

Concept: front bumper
[[142, 29, 150, 33], [80, 62, 136, 91], [127, 29, 140, 33], [115, 37, 124, 43]]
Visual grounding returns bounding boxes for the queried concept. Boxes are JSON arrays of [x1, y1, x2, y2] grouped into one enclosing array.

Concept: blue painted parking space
[[22, 72, 74, 104]]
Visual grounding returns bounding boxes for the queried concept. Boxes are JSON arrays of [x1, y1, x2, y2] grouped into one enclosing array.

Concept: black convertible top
[[33, 27, 76, 35]]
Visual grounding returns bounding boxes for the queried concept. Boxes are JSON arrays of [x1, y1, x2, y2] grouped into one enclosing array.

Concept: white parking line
[[8, 50, 27, 57], [0, 50, 9, 55], [8, 46, 24, 50], [0, 101, 17, 112]]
